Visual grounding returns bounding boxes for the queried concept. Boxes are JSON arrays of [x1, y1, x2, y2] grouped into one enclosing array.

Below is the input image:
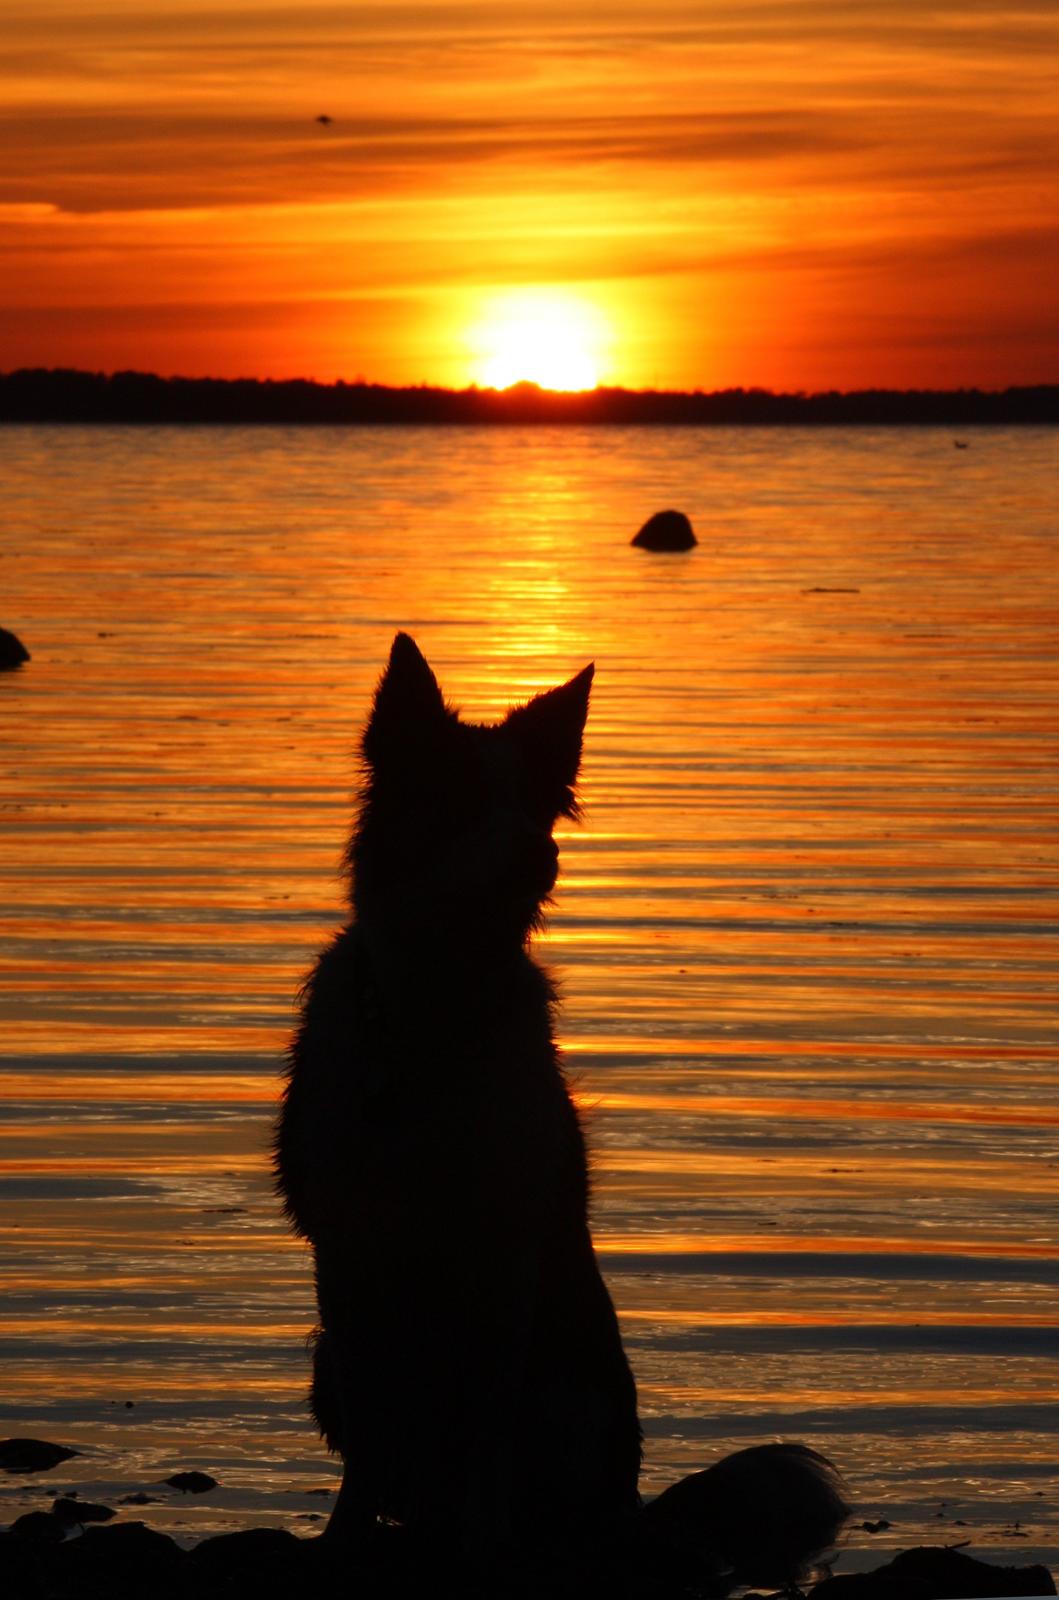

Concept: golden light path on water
[[0, 423, 1057, 1577]]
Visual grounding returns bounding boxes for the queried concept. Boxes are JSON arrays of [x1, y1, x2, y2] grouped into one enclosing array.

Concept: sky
[[2, 0, 1058, 391]]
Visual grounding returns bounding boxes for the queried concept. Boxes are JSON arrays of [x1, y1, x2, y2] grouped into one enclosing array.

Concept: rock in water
[[632, 509, 696, 550], [52, 1496, 116, 1525], [0, 627, 30, 668], [165, 1469, 218, 1493], [0, 1438, 80, 1472]]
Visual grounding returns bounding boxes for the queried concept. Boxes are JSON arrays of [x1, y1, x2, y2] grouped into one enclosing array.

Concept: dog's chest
[[289, 946, 585, 1233]]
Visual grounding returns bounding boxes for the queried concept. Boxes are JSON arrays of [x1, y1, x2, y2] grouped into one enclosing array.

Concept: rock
[[119, 1491, 162, 1505], [810, 1573, 931, 1599], [52, 1496, 115, 1525], [190, 1527, 304, 1579], [810, 1545, 1057, 1598], [9, 1510, 66, 1544], [0, 1437, 80, 1473], [632, 509, 696, 551], [0, 627, 30, 669], [58, 1520, 186, 1579], [888, 1545, 1056, 1596], [165, 1469, 218, 1493]]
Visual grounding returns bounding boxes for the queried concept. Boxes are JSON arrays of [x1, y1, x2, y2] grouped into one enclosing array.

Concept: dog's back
[[275, 634, 641, 1553]]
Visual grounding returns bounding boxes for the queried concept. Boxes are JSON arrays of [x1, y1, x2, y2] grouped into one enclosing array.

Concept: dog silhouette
[[275, 633, 641, 1561]]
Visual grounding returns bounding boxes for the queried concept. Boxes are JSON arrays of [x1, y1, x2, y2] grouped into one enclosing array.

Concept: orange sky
[[2, 0, 1058, 390]]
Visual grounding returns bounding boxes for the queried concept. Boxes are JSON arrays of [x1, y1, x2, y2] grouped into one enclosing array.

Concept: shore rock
[[0, 627, 30, 669], [189, 1527, 304, 1580], [810, 1544, 1057, 1598], [60, 1521, 187, 1582], [632, 510, 696, 551], [9, 1509, 66, 1544]]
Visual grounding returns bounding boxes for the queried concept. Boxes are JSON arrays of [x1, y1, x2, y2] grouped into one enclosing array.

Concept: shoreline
[[3, 1514, 1057, 1600], [2, 368, 1058, 426], [3, 1441, 1057, 1590]]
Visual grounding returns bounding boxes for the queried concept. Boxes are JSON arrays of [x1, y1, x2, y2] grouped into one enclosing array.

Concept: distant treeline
[[1, 368, 1057, 426]]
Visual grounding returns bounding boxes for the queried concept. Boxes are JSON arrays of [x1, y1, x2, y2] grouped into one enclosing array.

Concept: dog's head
[[350, 633, 593, 944]]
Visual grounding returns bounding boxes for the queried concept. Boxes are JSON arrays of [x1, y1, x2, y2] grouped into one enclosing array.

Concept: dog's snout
[[500, 811, 558, 895]]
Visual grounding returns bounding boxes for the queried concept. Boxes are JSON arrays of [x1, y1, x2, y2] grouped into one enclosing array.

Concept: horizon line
[[3, 366, 1058, 400]]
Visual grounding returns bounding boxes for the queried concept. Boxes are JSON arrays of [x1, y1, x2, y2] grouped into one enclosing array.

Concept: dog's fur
[[274, 633, 641, 1557]]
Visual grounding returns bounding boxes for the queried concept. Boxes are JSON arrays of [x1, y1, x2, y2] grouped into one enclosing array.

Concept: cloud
[[0, 202, 60, 221], [2, 98, 1056, 223]]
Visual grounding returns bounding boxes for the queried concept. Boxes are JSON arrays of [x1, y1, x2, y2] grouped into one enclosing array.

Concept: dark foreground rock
[[2, 1521, 188, 1600], [8, 1511, 66, 1546], [0, 627, 30, 668], [0, 1439, 79, 1473], [1, 1522, 314, 1600], [188, 1527, 303, 1580], [632, 509, 697, 550], [809, 1545, 1056, 1598]]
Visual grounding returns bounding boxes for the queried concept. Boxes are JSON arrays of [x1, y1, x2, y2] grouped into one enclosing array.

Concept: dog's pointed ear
[[363, 633, 447, 766], [505, 662, 594, 818]]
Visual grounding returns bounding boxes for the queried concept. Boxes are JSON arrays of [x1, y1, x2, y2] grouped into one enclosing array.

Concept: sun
[[467, 289, 608, 391]]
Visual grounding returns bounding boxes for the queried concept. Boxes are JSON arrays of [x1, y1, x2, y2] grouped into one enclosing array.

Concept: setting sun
[[466, 289, 608, 391]]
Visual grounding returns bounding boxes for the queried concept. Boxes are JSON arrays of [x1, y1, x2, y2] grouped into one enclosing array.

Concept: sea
[[1, 422, 1057, 1580]]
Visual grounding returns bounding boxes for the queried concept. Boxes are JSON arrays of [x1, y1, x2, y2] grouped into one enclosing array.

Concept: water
[[1, 423, 1057, 1577]]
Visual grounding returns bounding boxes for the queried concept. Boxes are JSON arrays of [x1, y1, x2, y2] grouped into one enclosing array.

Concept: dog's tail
[[639, 1441, 852, 1593]]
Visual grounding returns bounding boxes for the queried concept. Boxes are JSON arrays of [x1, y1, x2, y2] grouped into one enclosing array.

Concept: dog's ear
[[363, 633, 447, 767], [505, 662, 594, 819]]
